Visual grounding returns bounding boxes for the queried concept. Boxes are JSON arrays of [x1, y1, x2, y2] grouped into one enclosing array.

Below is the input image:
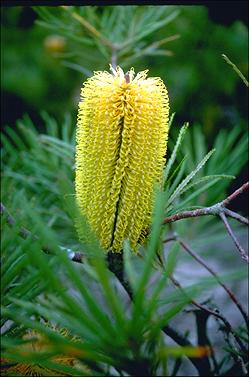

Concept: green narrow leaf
[[146, 241, 180, 319], [43, 136, 73, 153], [173, 178, 220, 211], [16, 206, 118, 342], [128, 10, 180, 46], [91, 254, 126, 332], [61, 60, 92, 76], [168, 148, 216, 205], [180, 174, 235, 196], [75, 211, 126, 333], [164, 122, 189, 184], [151, 299, 190, 339], [17, 123, 39, 149], [168, 112, 175, 131], [123, 239, 139, 292], [1, 308, 114, 365], [130, 189, 167, 333], [5, 126, 27, 151], [166, 156, 187, 198], [41, 112, 59, 138], [222, 54, 249, 87], [160, 267, 247, 306], [55, 248, 119, 339], [193, 125, 207, 164], [1, 255, 27, 291], [1, 133, 18, 157]]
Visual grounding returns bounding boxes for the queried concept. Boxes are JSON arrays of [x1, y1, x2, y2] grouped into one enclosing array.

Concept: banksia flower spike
[[75, 66, 169, 253], [2, 329, 85, 376]]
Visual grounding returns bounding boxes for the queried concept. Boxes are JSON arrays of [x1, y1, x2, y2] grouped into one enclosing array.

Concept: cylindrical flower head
[[75, 66, 169, 253]]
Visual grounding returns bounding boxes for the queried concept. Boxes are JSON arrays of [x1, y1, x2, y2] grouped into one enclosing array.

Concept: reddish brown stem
[[170, 276, 247, 355], [163, 182, 249, 226], [220, 212, 249, 264], [177, 238, 249, 328], [222, 182, 249, 207]]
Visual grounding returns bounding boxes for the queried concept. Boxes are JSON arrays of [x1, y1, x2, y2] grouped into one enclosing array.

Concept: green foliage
[[2, 5, 248, 131], [166, 122, 248, 214], [34, 5, 179, 71], [222, 54, 249, 87], [1, 111, 248, 375]]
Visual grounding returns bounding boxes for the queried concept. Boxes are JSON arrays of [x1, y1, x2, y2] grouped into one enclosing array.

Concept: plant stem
[[0, 202, 84, 260], [223, 208, 249, 225], [163, 206, 249, 226], [220, 212, 249, 263], [161, 325, 211, 376], [170, 275, 248, 355], [163, 182, 249, 226], [61, 6, 115, 50], [176, 238, 249, 328], [222, 182, 249, 206], [222, 54, 249, 87]]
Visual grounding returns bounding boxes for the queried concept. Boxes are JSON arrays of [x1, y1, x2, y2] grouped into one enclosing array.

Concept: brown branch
[[1, 202, 84, 262], [163, 182, 249, 226], [222, 182, 249, 206], [163, 206, 220, 224], [170, 276, 248, 356], [163, 235, 177, 243], [163, 206, 249, 226], [170, 277, 213, 377], [220, 212, 249, 264], [1, 202, 33, 240], [161, 325, 214, 376], [159, 245, 247, 373], [223, 208, 249, 226], [61, 6, 114, 50], [175, 238, 249, 329]]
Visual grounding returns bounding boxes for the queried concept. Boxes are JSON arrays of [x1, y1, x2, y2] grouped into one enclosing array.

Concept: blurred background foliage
[[1, 4, 248, 134], [1, 4, 248, 214]]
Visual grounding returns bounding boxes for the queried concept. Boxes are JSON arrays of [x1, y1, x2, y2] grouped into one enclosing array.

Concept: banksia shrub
[[75, 66, 169, 253]]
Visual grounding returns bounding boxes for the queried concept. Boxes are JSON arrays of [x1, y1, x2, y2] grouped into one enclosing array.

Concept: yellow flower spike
[[2, 329, 88, 376], [75, 65, 170, 253]]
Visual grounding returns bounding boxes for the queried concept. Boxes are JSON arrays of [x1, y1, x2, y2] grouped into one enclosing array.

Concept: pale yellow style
[[75, 66, 169, 252]]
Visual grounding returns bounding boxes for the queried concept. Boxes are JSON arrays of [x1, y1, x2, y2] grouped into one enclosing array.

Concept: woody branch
[[163, 182, 249, 264]]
